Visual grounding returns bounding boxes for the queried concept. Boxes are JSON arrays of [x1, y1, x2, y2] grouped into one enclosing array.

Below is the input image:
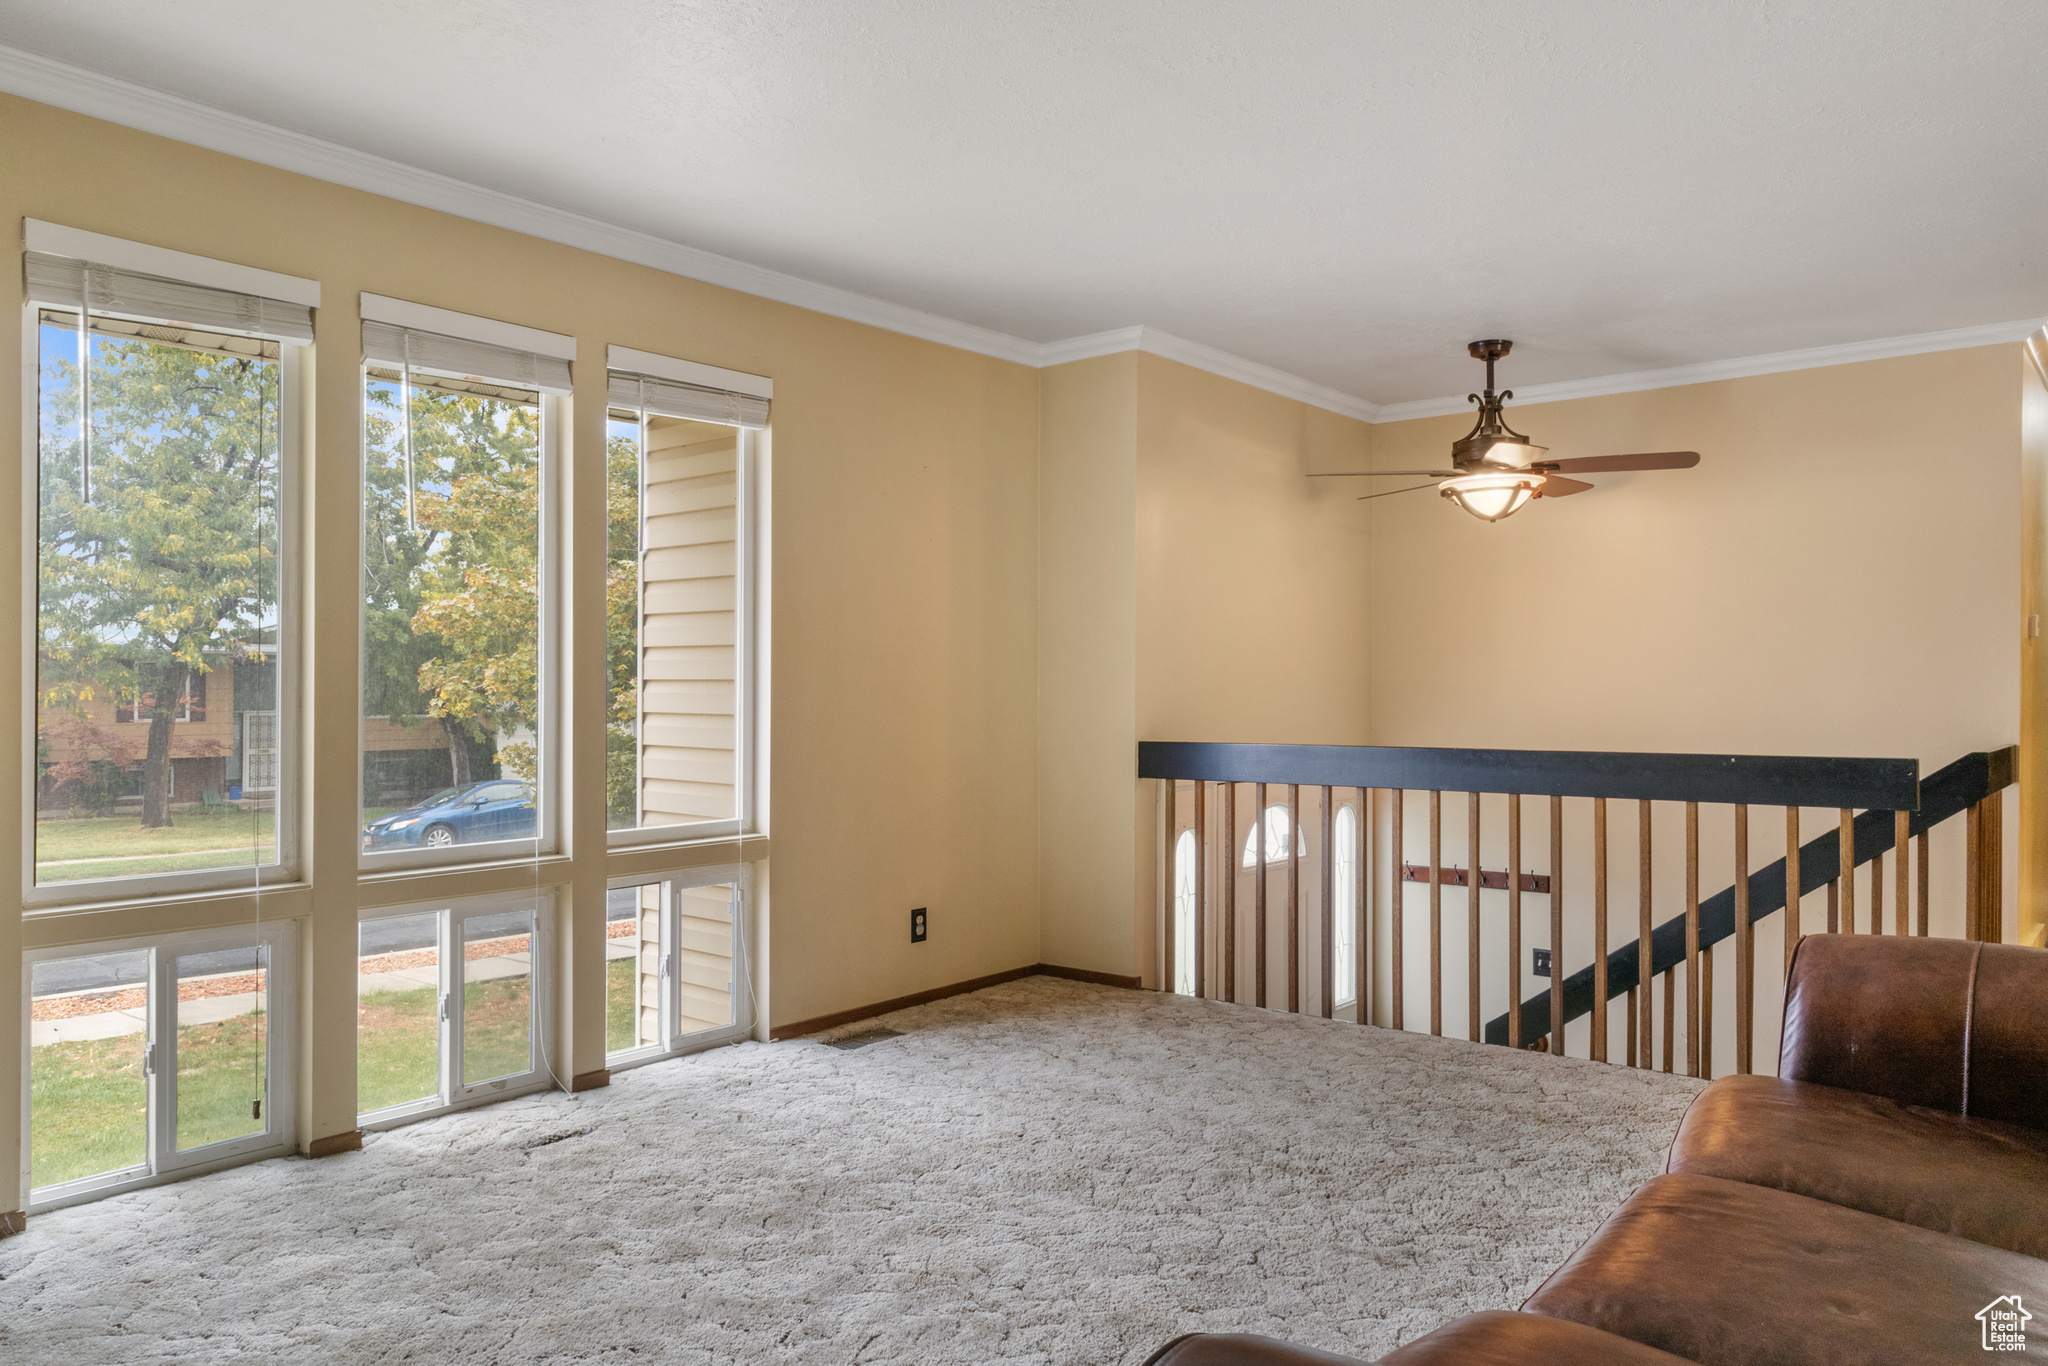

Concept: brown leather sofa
[[1145, 935, 2048, 1366]]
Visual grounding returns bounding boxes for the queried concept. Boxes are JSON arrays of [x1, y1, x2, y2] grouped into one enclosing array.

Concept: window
[[1172, 829, 1197, 995], [27, 232, 309, 895], [358, 299, 569, 866], [357, 892, 552, 1124], [605, 866, 753, 1067], [25, 923, 296, 1210], [1332, 803, 1360, 1007], [1241, 804, 1301, 867], [604, 348, 768, 843]]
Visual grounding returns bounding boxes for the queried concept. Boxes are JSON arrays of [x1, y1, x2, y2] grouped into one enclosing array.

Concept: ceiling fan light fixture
[[1439, 470, 1545, 522], [1483, 438, 1547, 468]]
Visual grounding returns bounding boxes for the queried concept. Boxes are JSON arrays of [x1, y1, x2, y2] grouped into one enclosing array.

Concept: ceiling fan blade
[[1313, 469, 1458, 478], [1534, 475, 1595, 497], [1356, 483, 1440, 502], [1541, 451, 1700, 474]]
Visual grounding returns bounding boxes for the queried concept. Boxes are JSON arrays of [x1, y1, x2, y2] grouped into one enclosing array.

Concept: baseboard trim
[[0, 1209, 25, 1238], [770, 963, 1142, 1040], [1035, 962, 1144, 990], [571, 1068, 611, 1092], [307, 1130, 363, 1159]]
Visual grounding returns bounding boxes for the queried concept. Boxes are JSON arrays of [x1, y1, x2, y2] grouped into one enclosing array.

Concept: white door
[[241, 710, 278, 792]]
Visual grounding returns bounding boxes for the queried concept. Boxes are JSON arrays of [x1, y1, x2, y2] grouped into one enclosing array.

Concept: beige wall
[[1, 93, 1043, 1211], [1037, 354, 1139, 976]]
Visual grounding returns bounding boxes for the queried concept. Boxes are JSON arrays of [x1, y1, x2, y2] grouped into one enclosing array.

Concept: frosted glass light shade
[[1439, 470, 1545, 522]]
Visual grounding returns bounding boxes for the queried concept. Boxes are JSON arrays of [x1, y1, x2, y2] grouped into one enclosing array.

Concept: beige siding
[[676, 882, 735, 1035], [638, 418, 739, 827]]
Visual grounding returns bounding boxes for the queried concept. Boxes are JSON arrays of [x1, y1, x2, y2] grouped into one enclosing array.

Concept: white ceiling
[[2, 0, 2044, 406]]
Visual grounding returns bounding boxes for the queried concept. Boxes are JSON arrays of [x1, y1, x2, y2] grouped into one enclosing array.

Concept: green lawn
[[34, 808, 278, 884], [33, 972, 544, 1188], [606, 954, 636, 1053]]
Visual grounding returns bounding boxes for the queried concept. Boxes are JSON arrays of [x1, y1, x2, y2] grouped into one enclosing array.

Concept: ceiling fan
[[1315, 340, 1700, 522]]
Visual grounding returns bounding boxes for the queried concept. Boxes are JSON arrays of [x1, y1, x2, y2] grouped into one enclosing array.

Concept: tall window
[[1332, 803, 1360, 1007], [1173, 828, 1197, 995], [605, 350, 768, 842], [28, 240, 308, 894], [358, 305, 568, 864], [1241, 804, 1299, 866]]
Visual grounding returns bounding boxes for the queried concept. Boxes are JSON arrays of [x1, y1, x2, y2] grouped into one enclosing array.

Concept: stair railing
[[1141, 741, 2015, 1076]]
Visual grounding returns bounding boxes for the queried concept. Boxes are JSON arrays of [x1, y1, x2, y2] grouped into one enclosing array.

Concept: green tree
[[362, 378, 540, 790], [37, 329, 278, 829], [606, 431, 640, 825]]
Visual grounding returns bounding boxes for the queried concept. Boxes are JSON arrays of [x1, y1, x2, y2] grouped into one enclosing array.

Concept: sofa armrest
[[1780, 935, 2048, 1128]]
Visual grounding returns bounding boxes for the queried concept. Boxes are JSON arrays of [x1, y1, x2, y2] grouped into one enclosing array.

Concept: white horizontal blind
[[608, 371, 769, 429], [26, 251, 314, 344], [364, 320, 571, 394]]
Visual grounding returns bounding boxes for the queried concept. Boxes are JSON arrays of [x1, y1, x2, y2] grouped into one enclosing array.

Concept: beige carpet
[[0, 975, 1703, 1364]]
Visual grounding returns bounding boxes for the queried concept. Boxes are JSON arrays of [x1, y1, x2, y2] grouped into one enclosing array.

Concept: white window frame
[[355, 354, 565, 875], [1332, 801, 1360, 1008], [20, 282, 306, 910], [22, 920, 298, 1213], [356, 889, 557, 1130], [603, 862, 755, 1072], [1172, 828, 1197, 996], [605, 352, 765, 852]]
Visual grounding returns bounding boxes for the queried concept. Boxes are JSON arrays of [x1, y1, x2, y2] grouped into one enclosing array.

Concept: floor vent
[[824, 1027, 904, 1051]]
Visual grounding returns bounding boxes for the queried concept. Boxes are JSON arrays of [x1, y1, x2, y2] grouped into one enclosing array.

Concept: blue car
[[362, 779, 537, 851]]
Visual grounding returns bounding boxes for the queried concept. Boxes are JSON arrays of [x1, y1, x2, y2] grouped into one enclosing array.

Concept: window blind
[[607, 371, 770, 429], [363, 320, 572, 395], [25, 251, 315, 345]]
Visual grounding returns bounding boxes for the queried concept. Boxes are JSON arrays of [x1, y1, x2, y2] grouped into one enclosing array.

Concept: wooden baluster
[[1289, 783, 1302, 1013], [1468, 791, 1482, 1042], [1391, 789, 1405, 1030], [1550, 795, 1565, 1055], [1969, 791, 2005, 942], [1967, 799, 1981, 941], [1508, 794, 1523, 1050], [1593, 798, 1608, 1064], [1626, 985, 1638, 1066], [1245, 786, 1261, 1011], [1735, 805, 1752, 1075], [1223, 783, 1237, 1003], [1639, 800, 1654, 1069], [1320, 785, 1334, 1020], [1870, 838, 1884, 935], [1171, 778, 1187, 995], [1662, 962, 1675, 1073], [1430, 790, 1444, 1037], [1701, 939, 1714, 1079], [1839, 808, 1855, 933], [1194, 781, 1208, 999], [1358, 788, 1371, 1028], [1685, 801, 1700, 1079], [1894, 810, 1910, 938], [1916, 828, 1929, 937], [1784, 807, 1801, 978]]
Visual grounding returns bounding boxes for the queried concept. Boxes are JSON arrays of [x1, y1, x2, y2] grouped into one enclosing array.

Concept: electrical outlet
[[1533, 947, 1552, 976], [911, 907, 927, 943]]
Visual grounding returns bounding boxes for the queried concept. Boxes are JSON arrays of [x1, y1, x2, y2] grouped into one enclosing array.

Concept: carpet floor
[[0, 975, 1704, 1364]]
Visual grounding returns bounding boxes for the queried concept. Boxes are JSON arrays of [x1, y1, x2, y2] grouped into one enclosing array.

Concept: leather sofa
[[1145, 935, 2048, 1365]]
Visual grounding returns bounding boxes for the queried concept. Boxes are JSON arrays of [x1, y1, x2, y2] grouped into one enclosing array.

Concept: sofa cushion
[[1378, 1311, 1698, 1364], [1143, 1315, 1695, 1366], [1142, 1333, 1369, 1366], [1779, 936, 2048, 1128], [1666, 1074, 2048, 1257], [1522, 1173, 2048, 1364]]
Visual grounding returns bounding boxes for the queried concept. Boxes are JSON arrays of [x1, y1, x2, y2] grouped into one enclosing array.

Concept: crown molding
[[1372, 318, 2048, 423], [0, 42, 1046, 367], [4, 44, 2040, 430]]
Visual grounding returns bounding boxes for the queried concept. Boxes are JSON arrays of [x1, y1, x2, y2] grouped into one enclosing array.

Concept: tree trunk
[[443, 716, 496, 787], [139, 664, 182, 828]]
